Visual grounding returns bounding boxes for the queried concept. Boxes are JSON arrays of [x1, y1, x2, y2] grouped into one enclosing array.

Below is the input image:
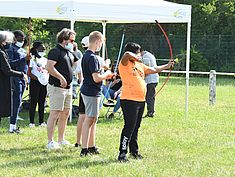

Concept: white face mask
[[65, 43, 73, 51], [95, 45, 102, 52], [15, 41, 24, 48], [38, 52, 46, 57]]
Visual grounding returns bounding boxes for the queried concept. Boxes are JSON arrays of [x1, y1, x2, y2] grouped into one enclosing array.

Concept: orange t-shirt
[[119, 60, 148, 102]]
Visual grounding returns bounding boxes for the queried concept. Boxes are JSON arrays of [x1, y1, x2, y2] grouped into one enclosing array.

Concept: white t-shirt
[[29, 56, 49, 85], [76, 58, 83, 86]]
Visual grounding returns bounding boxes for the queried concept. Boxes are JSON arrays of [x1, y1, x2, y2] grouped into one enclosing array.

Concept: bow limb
[[26, 17, 32, 89], [155, 20, 173, 95]]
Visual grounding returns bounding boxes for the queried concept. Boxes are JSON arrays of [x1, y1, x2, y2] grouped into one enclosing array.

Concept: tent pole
[[69, 0, 75, 123], [185, 21, 191, 119], [69, 19, 75, 123], [70, 20, 75, 31], [102, 21, 107, 59]]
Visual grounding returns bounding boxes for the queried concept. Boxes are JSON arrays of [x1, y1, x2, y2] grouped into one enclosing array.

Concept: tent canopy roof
[[0, 0, 191, 23]]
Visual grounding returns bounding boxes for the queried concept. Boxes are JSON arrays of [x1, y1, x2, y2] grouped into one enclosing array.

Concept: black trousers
[[29, 79, 47, 124], [146, 83, 158, 115], [119, 99, 145, 154]]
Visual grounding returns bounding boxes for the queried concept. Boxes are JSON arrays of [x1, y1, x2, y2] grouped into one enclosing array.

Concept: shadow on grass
[[0, 146, 118, 173]]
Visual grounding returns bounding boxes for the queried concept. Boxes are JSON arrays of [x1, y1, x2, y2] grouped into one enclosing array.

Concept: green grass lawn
[[0, 76, 234, 177]]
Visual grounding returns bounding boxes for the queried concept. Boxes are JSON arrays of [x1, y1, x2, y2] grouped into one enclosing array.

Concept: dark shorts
[[78, 93, 85, 114]]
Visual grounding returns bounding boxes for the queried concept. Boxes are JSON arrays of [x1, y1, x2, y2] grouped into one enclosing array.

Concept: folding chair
[[103, 100, 122, 119]]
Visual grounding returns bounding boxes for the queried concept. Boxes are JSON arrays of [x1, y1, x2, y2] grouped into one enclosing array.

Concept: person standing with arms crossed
[[80, 31, 114, 156], [117, 42, 174, 162], [46, 28, 78, 149]]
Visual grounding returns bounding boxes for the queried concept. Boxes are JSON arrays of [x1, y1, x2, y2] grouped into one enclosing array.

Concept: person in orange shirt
[[117, 42, 174, 162]]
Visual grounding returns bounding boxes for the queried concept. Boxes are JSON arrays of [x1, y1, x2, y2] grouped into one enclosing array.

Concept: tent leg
[[102, 21, 107, 59], [69, 19, 75, 123], [70, 19, 75, 31], [185, 21, 191, 119]]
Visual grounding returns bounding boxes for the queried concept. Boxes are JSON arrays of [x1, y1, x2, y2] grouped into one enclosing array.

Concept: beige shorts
[[47, 84, 72, 111]]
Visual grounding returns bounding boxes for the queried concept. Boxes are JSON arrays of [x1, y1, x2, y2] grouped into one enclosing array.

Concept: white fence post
[[209, 70, 216, 105]]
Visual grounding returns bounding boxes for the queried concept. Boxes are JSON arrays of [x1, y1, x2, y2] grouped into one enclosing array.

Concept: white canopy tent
[[0, 0, 191, 118]]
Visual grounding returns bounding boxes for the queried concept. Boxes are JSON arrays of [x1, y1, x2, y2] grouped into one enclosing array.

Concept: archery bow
[[155, 20, 174, 95], [26, 17, 32, 90], [99, 32, 125, 109]]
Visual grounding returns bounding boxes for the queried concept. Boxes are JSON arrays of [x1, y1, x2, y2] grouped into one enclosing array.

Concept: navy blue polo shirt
[[48, 44, 78, 88], [80, 50, 102, 97]]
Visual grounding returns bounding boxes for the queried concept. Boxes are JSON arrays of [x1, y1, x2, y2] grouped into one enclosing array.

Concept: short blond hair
[[89, 31, 105, 44]]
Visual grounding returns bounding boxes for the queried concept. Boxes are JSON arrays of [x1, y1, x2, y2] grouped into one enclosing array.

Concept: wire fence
[[105, 34, 235, 73], [33, 28, 235, 73]]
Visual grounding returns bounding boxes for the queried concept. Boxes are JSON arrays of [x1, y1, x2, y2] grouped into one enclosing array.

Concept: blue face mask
[[65, 43, 73, 51]]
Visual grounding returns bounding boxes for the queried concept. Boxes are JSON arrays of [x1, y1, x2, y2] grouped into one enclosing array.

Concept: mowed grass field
[[0, 76, 234, 177]]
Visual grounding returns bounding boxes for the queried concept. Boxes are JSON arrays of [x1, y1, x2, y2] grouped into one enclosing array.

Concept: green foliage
[[190, 45, 209, 71], [0, 17, 53, 52], [0, 17, 29, 33], [170, 0, 235, 35], [176, 45, 209, 72]]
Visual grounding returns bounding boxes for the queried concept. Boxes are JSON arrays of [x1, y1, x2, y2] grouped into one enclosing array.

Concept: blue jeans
[[10, 77, 25, 125], [102, 85, 121, 113]]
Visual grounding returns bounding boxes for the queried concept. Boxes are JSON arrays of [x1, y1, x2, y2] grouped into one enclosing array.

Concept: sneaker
[[144, 113, 154, 118], [58, 140, 72, 147], [39, 122, 47, 127], [103, 99, 115, 107], [75, 143, 81, 147], [118, 152, 128, 162], [108, 113, 114, 119], [130, 153, 143, 159], [80, 148, 89, 157], [9, 127, 22, 134], [29, 123, 35, 128], [46, 141, 60, 150], [88, 146, 100, 155]]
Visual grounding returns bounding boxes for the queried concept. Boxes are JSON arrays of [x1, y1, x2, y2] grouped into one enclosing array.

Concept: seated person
[[102, 74, 122, 118]]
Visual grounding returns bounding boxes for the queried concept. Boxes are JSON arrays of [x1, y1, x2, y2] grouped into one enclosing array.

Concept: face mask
[[95, 45, 102, 52], [15, 41, 24, 48], [38, 52, 46, 57], [65, 43, 73, 51]]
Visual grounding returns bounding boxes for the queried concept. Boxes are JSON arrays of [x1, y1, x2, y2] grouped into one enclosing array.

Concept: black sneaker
[[144, 113, 154, 118], [80, 148, 89, 157], [118, 152, 128, 162], [88, 146, 100, 154], [75, 143, 81, 147], [130, 153, 143, 159]]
